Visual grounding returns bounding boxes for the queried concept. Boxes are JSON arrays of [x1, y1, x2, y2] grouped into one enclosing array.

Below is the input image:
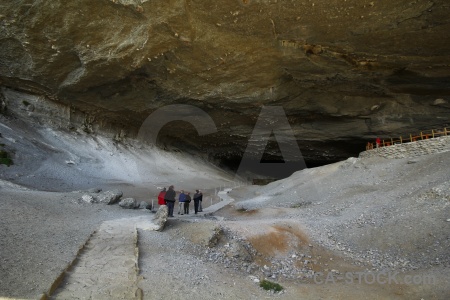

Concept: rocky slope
[[1, 0, 450, 167]]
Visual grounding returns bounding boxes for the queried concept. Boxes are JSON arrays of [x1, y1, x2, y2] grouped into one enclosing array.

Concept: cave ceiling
[[1, 0, 450, 170]]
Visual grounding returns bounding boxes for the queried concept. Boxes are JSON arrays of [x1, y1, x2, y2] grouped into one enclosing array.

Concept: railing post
[[366, 127, 448, 151]]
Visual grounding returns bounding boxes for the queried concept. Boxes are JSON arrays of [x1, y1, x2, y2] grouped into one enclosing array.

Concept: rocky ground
[[0, 115, 449, 299]]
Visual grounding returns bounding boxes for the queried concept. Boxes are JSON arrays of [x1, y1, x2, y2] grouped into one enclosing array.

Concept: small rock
[[97, 189, 123, 205], [80, 194, 96, 203], [138, 201, 149, 209], [432, 98, 447, 105], [118, 198, 136, 209]]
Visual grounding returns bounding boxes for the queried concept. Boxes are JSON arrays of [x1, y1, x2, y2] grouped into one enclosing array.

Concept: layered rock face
[[1, 0, 449, 171]]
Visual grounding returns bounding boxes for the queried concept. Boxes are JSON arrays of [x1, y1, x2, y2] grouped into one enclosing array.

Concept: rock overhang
[[1, 0, 449, 173]]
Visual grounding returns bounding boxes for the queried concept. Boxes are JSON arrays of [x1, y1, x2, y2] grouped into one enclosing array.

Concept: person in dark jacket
[[164, 185, 176, 217], [157, 187, 166, 206], [193, 190, 203, 214], [184, 192, 191, 214]]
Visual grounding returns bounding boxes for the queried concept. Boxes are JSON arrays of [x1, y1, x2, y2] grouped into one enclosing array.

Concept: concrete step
[[49, 217, 149, 300]]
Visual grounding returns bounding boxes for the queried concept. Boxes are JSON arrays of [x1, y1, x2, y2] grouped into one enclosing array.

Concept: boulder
[[118, 198, 137, 209], [223, 240, 252, 262], [80, 194, 97, 204], [152, 205, 168, 231], [97, 189, 123, 205], [138, 201, 149, 209]]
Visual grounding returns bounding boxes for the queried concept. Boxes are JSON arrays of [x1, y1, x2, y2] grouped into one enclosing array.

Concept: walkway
[[47, 189, 235, 299], [49, 216, 155, 300], [200, 188, 235, 214]]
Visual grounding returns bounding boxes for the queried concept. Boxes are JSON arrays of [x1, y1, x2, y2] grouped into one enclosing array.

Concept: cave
[[0, 0, 449, 176], [1, 1, 450, 299]]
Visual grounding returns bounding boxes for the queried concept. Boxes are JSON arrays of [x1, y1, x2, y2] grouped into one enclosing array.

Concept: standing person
[[198, 190, 203, 212], [184, 192, 191, 214], [178, 190, 186, 215], [164, 185, 176, 217], [375, 137, 381, 148], [193, 190, 203, 214], [157, 187, 166, 206]]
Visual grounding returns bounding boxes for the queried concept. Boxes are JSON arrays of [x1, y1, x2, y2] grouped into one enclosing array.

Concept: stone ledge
[[359, 136, 450, 159]]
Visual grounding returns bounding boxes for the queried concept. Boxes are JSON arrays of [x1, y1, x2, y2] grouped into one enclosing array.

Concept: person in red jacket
[[158, 187, 167, 206]]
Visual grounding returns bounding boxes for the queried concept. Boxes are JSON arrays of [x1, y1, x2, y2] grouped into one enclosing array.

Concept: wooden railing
[[366, 128, 448, 150]]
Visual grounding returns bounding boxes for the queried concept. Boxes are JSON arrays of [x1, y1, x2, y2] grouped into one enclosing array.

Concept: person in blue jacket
[[178, 190, 186, 215]]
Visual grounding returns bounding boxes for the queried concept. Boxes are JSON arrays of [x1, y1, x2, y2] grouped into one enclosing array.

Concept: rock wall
[[1, 0, 450, 165], [1, 87, 129, 141], [359, 136, 450, 159]]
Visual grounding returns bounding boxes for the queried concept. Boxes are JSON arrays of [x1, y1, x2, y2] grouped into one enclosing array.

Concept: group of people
[[157, 185, 203, 217], [366, 137, 382, 150]]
